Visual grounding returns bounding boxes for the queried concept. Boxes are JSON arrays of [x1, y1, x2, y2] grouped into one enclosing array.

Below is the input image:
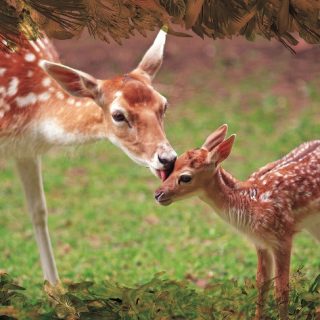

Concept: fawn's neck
[[200, 168, 253, 229]]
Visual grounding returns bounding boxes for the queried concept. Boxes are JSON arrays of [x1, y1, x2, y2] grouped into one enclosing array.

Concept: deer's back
[[0, 37, 60, 136]]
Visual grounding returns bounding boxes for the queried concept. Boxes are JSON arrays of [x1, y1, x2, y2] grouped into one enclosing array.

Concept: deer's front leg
[[16, 157, 59, 285], [273, 238, 292, 320], [254, 247, 273, 320]]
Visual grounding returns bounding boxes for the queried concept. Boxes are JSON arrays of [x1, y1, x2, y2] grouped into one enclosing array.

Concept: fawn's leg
[[273, 237, 292, 320], [16, 157, 59, 285], [254, 247, 273, 320]]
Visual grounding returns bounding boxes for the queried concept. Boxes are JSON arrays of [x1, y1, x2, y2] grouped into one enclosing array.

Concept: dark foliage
[[0, 0, 319, 51], [0, 271, 319, 319]]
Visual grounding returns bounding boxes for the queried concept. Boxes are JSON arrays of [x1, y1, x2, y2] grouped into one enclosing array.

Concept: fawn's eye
[[112, 111, 126, 122], [178, 174, 192, 184], [164, 102, 169, 113]]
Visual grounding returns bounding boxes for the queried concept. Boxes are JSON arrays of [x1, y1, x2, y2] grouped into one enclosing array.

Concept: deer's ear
[[40, 60, 99, 99], [133, 29, 167, 81], [209, 134, 236, 165], [202, 124, 228, 152]]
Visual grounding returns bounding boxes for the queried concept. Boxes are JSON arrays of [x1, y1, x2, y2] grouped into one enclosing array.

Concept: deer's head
[[40, 30, 176, 180], [155, 124, 236, 205]]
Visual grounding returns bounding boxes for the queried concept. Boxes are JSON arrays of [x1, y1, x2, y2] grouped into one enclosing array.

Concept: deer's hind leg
[[16, 156, 59, 284]]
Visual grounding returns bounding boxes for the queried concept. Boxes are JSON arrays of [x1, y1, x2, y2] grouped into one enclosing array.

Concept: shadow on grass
[[0, 271, 319, 320]]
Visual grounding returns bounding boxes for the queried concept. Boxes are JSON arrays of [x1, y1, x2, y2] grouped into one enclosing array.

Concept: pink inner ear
[[215, 135, 235, 164], [202, 124, 228, 151], [46, 65, 96, 99]]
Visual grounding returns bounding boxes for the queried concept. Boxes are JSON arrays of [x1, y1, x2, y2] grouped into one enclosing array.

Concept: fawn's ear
[[210, 134, 236, 165], [133, 29, 167, 81], [40, 60, 99, 99], [202, 124, 228, 152]]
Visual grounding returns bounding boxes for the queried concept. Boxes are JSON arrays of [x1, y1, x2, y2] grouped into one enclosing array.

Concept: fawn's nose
[[158, 154, 177, 167], [154, 190, 164, 201]]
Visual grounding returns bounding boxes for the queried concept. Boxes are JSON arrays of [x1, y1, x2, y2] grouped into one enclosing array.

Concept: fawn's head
[[155, 124, 236, 205], [40, 30, 176, 180]]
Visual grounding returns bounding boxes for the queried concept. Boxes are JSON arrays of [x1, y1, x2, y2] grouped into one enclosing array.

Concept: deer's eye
[[178, 174, 192, 184], [112, 111, 126, 122]]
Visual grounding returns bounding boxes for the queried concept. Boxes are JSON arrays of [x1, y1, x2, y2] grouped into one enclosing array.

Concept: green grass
[[0, 52, 319, 316]]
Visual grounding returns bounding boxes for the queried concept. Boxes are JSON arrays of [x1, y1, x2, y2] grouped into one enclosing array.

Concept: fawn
[[0, 30, 177, 285], [155, 124, 320, 319]]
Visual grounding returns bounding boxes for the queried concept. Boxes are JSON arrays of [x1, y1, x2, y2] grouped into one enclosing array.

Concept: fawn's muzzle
[[154, 190, 172, 206]]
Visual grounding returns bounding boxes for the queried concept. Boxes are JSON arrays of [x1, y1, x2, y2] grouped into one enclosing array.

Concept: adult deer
[[155, 124, 320, 319], [0, 30, 177, 285]]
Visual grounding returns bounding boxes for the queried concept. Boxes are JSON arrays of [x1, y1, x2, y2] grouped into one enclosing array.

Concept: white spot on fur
[[56, 92, 64, 100], [7, 77, 19, 96], [67, 98, 75, 105], [25, 53, 36, 62], [75, 101, 82, 107], [38, 92, 51, 102], [15, 93, 37, 107], [0, 68, 6, 76], [42, 77, 51, 87], [27, 70, 34, 77], [260, 191, 272, 202]]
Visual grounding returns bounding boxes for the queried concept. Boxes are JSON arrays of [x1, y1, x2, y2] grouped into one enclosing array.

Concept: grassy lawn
[[0, 40, 319, 316]]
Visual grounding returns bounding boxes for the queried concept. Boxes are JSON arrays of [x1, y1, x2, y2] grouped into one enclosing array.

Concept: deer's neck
[[200, 168, 254, 229], [32, 95, 109, 147]]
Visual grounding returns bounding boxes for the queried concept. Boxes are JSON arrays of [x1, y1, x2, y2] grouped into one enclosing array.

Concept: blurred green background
[[0, 33, 319, 298]]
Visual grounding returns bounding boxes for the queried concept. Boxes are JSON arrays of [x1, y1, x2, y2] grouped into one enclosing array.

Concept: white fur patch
[[260, 191, 272, 202], [25, 53, 36, 62], [42, 77, 51, 87], [27, 70, 34, 77], [56, 92, 64, 100], [67, 98, 75, 105], [7, 77, 19, 96], [37, 118, 84, 145], [16, 93, 37, 107], [114, 91, 122, 98], [0, 68, 6, 76], [38, 92, 51, 102]]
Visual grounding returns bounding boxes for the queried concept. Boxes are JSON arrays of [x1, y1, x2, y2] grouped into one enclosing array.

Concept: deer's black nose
[[158, 154, 177, 167]]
